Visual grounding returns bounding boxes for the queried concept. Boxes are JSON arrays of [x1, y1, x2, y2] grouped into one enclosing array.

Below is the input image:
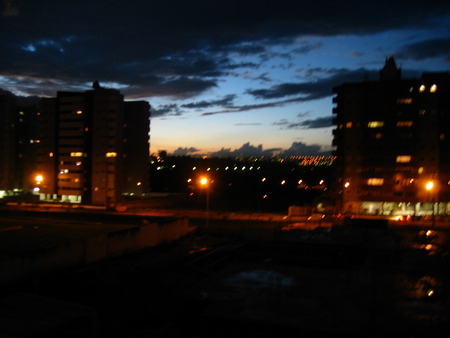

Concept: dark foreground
[[2, 221, 450, 337]]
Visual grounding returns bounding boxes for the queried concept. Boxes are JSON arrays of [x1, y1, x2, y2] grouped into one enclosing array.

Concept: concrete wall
[[0, 217, 191, 285]]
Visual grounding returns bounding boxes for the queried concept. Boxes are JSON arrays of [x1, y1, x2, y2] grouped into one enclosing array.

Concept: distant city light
[[425, 181, 434, 191]]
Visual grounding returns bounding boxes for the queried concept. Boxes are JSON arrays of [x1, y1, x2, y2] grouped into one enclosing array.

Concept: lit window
[[430, 84, 437, 93], [346, 122, 352, 128], [396, 155, 411, 163], [49, 152, 53, 157], [368, 121, 384, 128], [396, 121, 413, 127], [70, 152, 83, 157], [419, 84, 426, 92], [367, 178, 384, 186], [397, 98, 413, 104], [106, 152, 117, 157], [418, 167, 424, 174], [76, 110, 83, 115]]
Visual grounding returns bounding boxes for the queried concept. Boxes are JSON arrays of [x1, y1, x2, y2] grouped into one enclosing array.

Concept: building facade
[[36, 84, 150, 205], [332, 58, 450, 216], [0, 92, 38, 195]]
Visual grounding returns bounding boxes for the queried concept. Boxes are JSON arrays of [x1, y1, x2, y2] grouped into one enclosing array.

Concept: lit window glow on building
[[396, 121, 413, 127], [70, 152, 84, 157], [368, 121, 384, 128], [430, 84, 437, 93], [367, 178, 384, 186], [106, 152, 117, 157], [396, 155, 411, 163], [397, 98, 413, 104]]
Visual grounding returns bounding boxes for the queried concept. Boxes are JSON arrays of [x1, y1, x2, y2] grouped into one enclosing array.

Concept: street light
[[425, 180, 435, 227], [200, 176, 210, 229]]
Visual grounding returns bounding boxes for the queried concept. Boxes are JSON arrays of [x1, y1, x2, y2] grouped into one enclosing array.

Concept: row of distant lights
[[155, 165, 264, 171], [192, 166, 261, 171], [187, 177, 325, 186]]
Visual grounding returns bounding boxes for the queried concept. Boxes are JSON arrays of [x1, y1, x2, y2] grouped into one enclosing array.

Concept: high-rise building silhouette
[[0, 92, 38, 195], [35, 84, 150, 205], [333, 57, 450, 216]]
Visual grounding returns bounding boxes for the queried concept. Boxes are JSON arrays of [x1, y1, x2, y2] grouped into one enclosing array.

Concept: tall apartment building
[[332, 57, 450, 216], [36, 83, 150, 205], [0, 92, 38, 194]]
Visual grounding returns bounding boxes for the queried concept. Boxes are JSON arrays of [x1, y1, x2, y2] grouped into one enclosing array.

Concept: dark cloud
[[246, 68, 379, 100], [207, 141, 329, 157], [201, 68, 379, 115], [279, 142, 330, 157], [397, 38, 450, 62], [171, 147, 200, 156], [151, 104, 182, 117], [181, 94, 236, 109], [210, 142, 279, 157], [1, 1, 449, 99], [287, 116, 333, 129]]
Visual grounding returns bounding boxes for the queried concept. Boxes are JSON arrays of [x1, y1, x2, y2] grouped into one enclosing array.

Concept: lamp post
[[425, 181, 435, 227], [200, 177, 210, 229]]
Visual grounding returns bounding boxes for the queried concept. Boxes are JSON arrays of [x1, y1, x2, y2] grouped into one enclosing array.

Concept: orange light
[[344, 182, 350, 188], [200, 177, 208, 185], [35, 175, 43, 183], [425, 181, 434, 191]]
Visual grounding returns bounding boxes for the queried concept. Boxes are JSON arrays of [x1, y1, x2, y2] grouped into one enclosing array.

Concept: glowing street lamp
[[35, 175, 43, 184], [200, 176, 210, 229], [425, 180, 436, 227]]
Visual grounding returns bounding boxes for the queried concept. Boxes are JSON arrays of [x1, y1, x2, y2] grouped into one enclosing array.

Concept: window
[[106, 152, 117, 157], [430, 84, 437, 93], [396, 121, 413, 127], [368, 121, 384, 128], [397, 98, 413, 104], [419, 84, 426, 93], [346, 122, 352, 128], [396, 155, 411, 163], [70, 152, 84, 157], [367, 178, 384, 186]]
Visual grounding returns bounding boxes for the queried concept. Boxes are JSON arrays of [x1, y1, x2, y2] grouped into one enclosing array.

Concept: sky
[[1, 1, 450, 157]]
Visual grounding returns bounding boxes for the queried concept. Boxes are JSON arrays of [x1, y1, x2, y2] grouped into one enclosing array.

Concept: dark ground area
[[3, 220, 450, 338]]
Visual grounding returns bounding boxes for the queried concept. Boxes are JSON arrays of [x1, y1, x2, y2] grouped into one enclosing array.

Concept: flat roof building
[[332, 57, 450, 217], [36, 83, 150, 206]]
